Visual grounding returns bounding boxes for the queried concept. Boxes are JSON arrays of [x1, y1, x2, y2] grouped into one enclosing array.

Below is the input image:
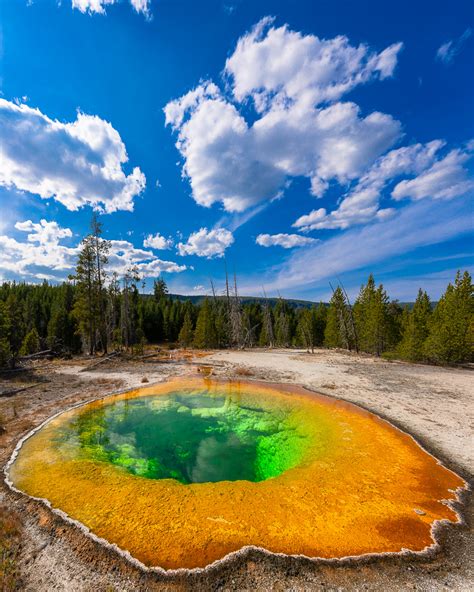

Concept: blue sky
[[0, 0, 473, 301]]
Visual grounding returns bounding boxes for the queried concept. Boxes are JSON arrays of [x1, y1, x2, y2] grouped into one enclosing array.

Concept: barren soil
[[0, 348, 472, 591]]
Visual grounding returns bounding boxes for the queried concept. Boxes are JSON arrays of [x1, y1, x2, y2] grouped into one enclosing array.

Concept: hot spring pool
[[7, 378, 466, 570], [63, 390, 314, 484]]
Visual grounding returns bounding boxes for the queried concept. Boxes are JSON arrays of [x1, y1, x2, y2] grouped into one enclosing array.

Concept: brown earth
[[0, 348, 472, 591]]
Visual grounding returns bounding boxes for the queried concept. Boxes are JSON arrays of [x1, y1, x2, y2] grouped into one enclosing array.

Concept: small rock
[[414, 508, 426, 516], [141, 377, 149, 383]]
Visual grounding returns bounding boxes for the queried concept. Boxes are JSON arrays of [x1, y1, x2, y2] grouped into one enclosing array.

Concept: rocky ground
[[0, 348, 472, 591]]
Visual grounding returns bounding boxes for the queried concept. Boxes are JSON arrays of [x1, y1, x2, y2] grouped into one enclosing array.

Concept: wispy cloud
[[256, 233, 319, 248], [436, 28, 472, 64], [239, 197, 473, 295]]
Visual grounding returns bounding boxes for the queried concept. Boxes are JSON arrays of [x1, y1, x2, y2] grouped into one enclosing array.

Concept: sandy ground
[[0, 348, 472, 591]]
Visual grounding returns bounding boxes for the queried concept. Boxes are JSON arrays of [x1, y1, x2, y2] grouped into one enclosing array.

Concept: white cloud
[[165, 19, 402, 213], [107, 240, 187, 276], [177, 227, 234, 258], [256, 233, 318, 248], [129, 0, 151, 16], [241, 198, 473, 294], [392, 148, 474, 201], [436, 28, 472, 64], [0, 220, 186, 281], [0, 99, 146, 213], [14, 219, 73, 245], [225, 17, 403, 110], [293, 140, 458, 231], [143, 232, 174, 250], [71, 0, 150, 17]]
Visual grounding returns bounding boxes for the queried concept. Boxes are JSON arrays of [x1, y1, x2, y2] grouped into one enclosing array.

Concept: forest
[[0, 217, 472, 367]]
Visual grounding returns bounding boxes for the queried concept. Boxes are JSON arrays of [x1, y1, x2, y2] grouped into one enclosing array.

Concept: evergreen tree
[[313, 303, 327, 346], [297, 304, 327, 352], [325, 287, 353, 349], [193, 298, 217, 348], [6, 293, 26, 362], [354, 275, 392, 355], [423, 271, 473, 364], [259, 301, 274, 347], [70, 216, 110, 355], [47, 283, 79, 352], [19, 327, 41, 356], [178, 311, 194, 347], [0, 301, 11, 367], [398, 290, 431, 361], [120, 266, 144, 351], [90, 214, 110, 353], [153, 278, 169, 301], [275, 310, 291, 347], [297, 308, 315, 352], [71, 235, 98, 355]]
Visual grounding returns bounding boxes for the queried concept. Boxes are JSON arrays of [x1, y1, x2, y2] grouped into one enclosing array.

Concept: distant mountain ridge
[[166, 293, 419, 309], [168, 293, 319, 309]]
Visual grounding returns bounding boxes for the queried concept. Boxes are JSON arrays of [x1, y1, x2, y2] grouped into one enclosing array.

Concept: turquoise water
[[56, 391, 310, 484]]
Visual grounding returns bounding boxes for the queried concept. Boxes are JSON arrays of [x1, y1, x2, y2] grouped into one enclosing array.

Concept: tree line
[[0, 217, 472, 366]]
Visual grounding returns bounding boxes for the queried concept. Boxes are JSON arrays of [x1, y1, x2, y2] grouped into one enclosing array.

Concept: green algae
[[53, 389, 319, 483]]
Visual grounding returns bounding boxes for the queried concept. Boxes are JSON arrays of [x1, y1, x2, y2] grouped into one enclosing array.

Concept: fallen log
[[0, 382, 44, 398], [18, 349, 55, 361], [79, 351, 120, 372]]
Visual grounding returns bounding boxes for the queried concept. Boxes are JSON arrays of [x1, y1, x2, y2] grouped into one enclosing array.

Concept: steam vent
[[7, 378, 466, 570]]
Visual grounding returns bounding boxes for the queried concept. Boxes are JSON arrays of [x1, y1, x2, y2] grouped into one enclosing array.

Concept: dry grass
[[0, 504, 22, 591]]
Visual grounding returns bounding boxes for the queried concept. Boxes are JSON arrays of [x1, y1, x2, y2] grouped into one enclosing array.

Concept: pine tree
[[297, 308, 315, 352], [120, 266, 143, 351], [259, 299, 274, 347], [153, 278, 169, 301], [0, 301, 11, 367], [313, 303, 327, 346], [324, 287, 353, 349], [423, 271, 473, 364], [90, 214, 110, 353], [70, 216, 110, 355], [6, 293, 26, 362], [296, 304, 327, 351], [19, 327, 41, 356], [178, 311, 194, 347], [398, 290, 431, 361], [354, 275, 392, 355], [71, 235, 98, 355], [193, 298, 217, 348], [275, 310, 291, 347], [47, 283, 79, 352]]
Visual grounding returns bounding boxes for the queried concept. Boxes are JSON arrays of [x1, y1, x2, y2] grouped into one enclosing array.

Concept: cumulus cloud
[[0, 99, 146, 213], [256, 233, 318, 248], [14, 219, 73, 245], [143, 232, 174, 250], [436, 28, 472, 64], [225, 16, 403, 110], [177, 227, 234, 258], [165, 18, 402, 213], [71, 0, 150, 17], [0, 220, 186, 281]]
